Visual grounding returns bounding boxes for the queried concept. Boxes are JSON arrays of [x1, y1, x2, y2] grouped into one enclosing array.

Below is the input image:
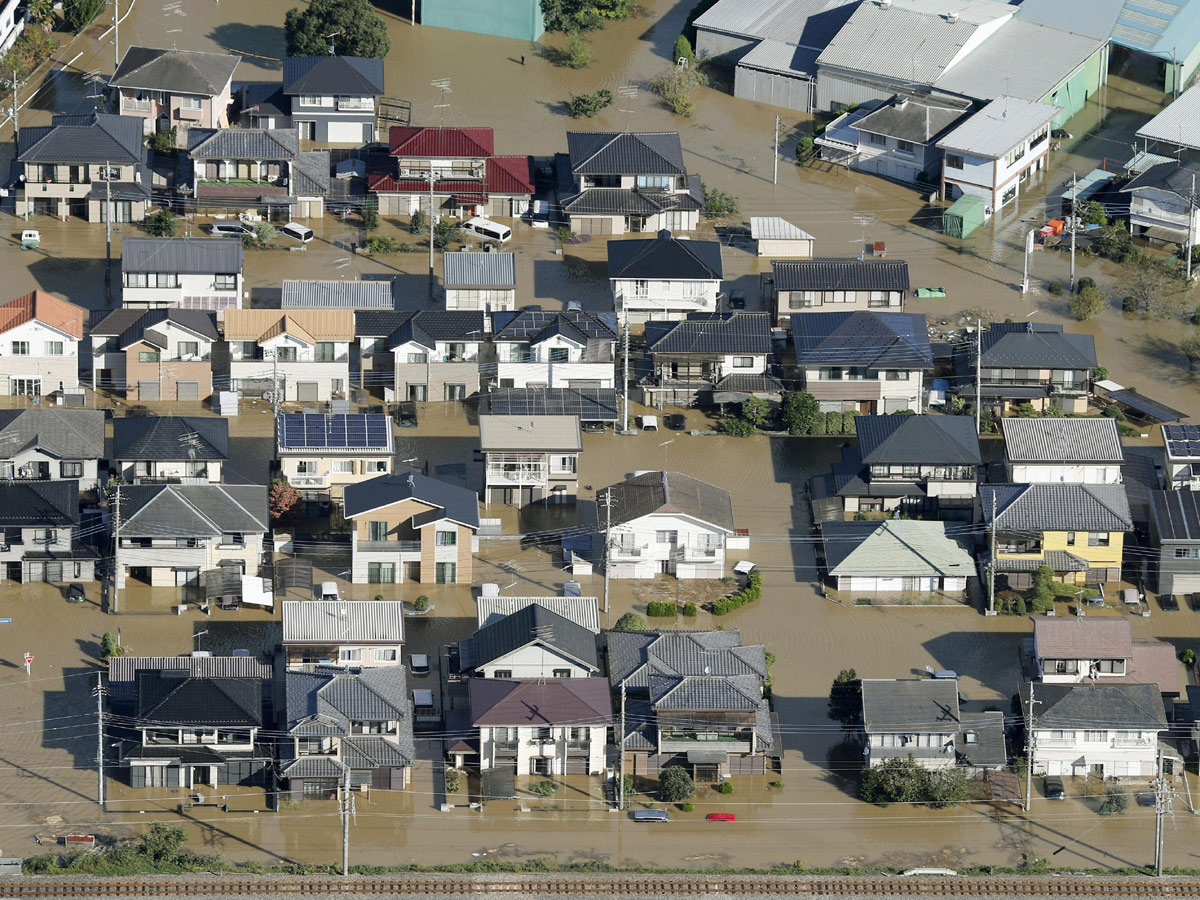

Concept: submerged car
[[1044, 776, 1065, 800]]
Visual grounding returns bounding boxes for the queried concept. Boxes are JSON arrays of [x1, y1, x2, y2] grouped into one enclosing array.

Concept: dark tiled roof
[[771, 258, 911, 292], [957, 711, 1006, 768], [566, 132, 687, 175], [112, 416, 228, 461], [187, 128, 298, 159], [599, 470, 734, 530], [473, 603, 599, 671], [1121, 161, 1200, 197], [135, 673, 262, 726], [979, 322, 1097, 368], [342, 736, 411, 769], [390, 311, 487, 349], [0, 481, 79, 526], [1024, 681, 1166, 730], [18, 114, 143, 165], [1151, 489, 1200, 542], [240, 82, 288, 117], [492, 309, 617, 344], [861, 678, 959, 732], [791, 311, 932, 368], [282, 56, 384, 96], [388, 126, 494, 158], [118, 485, 267, 537], [607, 630, 767, 689], [343, 472, 479, 528], [607, 231, 723, 280], [111, 46, 239, 95], [285, 667, 413, 765], [121, 238, 243, 274], [713, 372, 785, 393], [469, 678, 612, 726], [856, 414, 981, 464], [645, 312, 771, 355], [293, 150, 331, 196], [982, 483, 1133, 532], [562, 186, 701, 215], [91, 308, 219, 342], [648, 673, 763, 710], [0, 410, 104, 460], [355, 310, 413, 338]]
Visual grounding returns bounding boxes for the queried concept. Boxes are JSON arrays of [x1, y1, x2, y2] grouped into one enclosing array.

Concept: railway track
[[0, 879, 1195, 897]]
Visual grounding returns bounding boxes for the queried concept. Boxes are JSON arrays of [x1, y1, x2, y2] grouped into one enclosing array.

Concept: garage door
[[138, 380, 160, 401], [28, 561, 63, 582], [327, 121, 366, 143], [296, 382, 319, 402], [177, 381, 199, 401], [1169, 574, 1200, 593], [576, 217, 612, 235]]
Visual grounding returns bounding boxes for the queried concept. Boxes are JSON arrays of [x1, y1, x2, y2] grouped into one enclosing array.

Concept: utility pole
[[9, 68, 17, 142], [113, 0, 120, 73], [93, 673, 107, 807], [1154, 748, 1176, 876], [427, 171, 436, 302], [601, 489, 613, 614], [1023, 682, 1038, 812], [1187, 174, 1196, 282], [773, 115, 780, 186], [620, 317, 631, 434], [1021, 228, 1033, 294], [974, 318, 982, 435], [111, 484, 120, 614], [618, 682, 626, 810], [988, 490, 997, 614], [341, 763, 354, 875], [272, 356, 281, 418], [104, 160, 113, 304], [1069, 173, 1077, 292]]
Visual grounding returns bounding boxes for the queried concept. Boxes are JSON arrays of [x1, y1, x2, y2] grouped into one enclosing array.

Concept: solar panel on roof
[[278, 413, 391, 449], [487, 388, 618, 421]]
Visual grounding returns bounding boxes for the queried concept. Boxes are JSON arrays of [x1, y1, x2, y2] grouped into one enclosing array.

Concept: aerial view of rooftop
[[8, 0, 1200, 895]]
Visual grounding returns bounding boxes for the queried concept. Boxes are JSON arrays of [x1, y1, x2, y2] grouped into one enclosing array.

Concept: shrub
[[679, 802, 694, 812], [1093, 366, 1108, 381], [796, 134, 815, 163], [397, 243, 418, 252], [1048, 281, 1064, 295], [673, 34, 693, 64], [413, 595, 430, 612], [701, 183, 741, 219], [843, 409, 858, 435], [530, 780, 558, 797], [1099, 783, 1128, 816], [650, 67, 707, 117], [710, 570, 762, 616], [1182, 648, 1196, 666], [65, 0, 104, 32], [147, 128, 177, 154], [1102, 404, 1126, 421], [715, 780, 734, 794], [142, 208, 177, 238], [780, 391, 821, 435], [1075, 276, 1097, 293], [1069, 284, 1106, 321], [242, 222, 276, 249], [718, 416, 755, 437], [658, 766, 694, 802], [1181, 333, 1200, 372], [361, 205, 379, 231], [646, 600, 676, 617], [770, 780, 784, 789], [409, 209, 427, 235], [444, 770, 462, 793], [100, 632, 123, 660], [366, 235, 398, 254], [825, 411, 843, 435], [809, 411, 827, 435], [373, 594, 385, 602], [566, 89, 614, 118], [742, 396, 772, 427], [614, 612, 646, 631], [860, 756, 967, 807], [433, 219, 464, 250], [682, 601, 697, 617], [562, 32, 595, 68], [622, 774, 635, 797]]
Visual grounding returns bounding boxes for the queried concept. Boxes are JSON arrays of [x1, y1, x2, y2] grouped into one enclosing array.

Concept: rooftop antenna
[[323, 30, 342, 55], [431, 78, 452, 127], [617, 84, 638, 116]]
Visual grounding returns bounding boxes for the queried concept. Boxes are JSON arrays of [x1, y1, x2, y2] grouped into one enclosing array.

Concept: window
[[367, 562, 394, 583], [177, 341, 199, 358], [315, 342, 336, 361], [1088, 532, 1110, 547], [636, 175, 671, 189], [240, 341, 258, 357], [276, 347, 297, 362], [10, 341, 28, 355], [896, 139, 914, 154], [299, 94, 322, 106], [884, 371, 910, 380], [435, 531, 457, 546], [682, 281, 703, 300], [867, 132, 886, 146], [819, 367, 842, 380], [221, 533, 244, 546], [550, 455, 576, 474], [365, 460, 388, 473], [1084, 730, 1107, 742], [407, 352, 428, 364], [179, 95, 202, 110], [374, 649, 397, 662], [34, 528, 56, 543], [44, 342, 63, 356], [548, 347, 569, 362], [331, 460, 355, 474], [552, 668, 572, 678], [946, 153, 964, 170], [295, 460, 318, 474], [339, 649, 362, 661], [492, 670, 512, 679], [656, 530, 678, 544], [535, 726, 553, 741], [215, 274, 236, 290], [631, 280, 649, 298], [1066, 532, 1076, 546], [733, 357, 754, 368], [1175, 547, 1200, 559], [1006, 144, 1026, 167], [435, 562, 456, 583], [368, 521, 388, 542], [138, 351, 159, 363], [60, 462, 83, 478], [1096, 659, 1124, 674]]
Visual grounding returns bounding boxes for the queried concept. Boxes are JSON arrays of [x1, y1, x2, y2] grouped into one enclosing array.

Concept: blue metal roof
[[1017, 0, 1200, 60]]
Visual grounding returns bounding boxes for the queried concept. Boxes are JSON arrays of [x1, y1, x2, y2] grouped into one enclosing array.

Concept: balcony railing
[[566, 741, 589, 752], [337, 98, 374, 111], [357, 540, 421, 553], [1038, 737, 1076, 748], [122, 98, 152, 112], [611, 545, 642, 558], [493, 741, 518, 753], [289, 475, 328, 488], [1112, 736, 1154, 748], [487, 467, 546, 484]]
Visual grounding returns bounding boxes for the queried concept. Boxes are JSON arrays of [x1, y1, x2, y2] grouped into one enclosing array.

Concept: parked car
[[1161, 594, 1181, 611], [581, 421, 606, 434], [409, 653, 430, 676], [395, 402, 418, 428], [666, 413, 687, 431], [209, 220, 252, 236], [66, 584, 86, 604], [706, 812, 736, 822], [631, 809, 669, 822], [639, 415, 659, 432], [729, 289, 746, 310], [1043, 776, 1065, 800]]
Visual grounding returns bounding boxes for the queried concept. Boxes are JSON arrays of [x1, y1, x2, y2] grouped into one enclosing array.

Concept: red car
[[706, 813, 736, 822]]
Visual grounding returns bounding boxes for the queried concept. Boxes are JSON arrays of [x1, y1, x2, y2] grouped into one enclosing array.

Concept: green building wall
[[1040, 43, 1110, 128], [421, 0, 545, 42]]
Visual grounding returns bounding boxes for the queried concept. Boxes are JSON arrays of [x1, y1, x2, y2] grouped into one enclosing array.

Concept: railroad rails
[[0, 878, 1195, 897]]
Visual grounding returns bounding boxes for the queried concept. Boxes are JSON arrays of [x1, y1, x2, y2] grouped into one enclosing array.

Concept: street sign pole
[[24, 652, 32, 677]]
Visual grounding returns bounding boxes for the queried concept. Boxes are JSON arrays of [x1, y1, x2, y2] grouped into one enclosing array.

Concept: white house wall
[[116, 534, 264, 589], [478, 724, 607, 775], [1033, 728, 1160, 778], [1009, 463, 1122, 485], [611, 278, 722, 324], [0, 320, 80, 393], [121, 272, 243, 310], [608, 512, 728, 580], [478, 644, 593, 679]]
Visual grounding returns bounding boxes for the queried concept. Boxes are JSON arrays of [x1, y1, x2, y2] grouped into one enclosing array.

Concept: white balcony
[[1038, 737, 1077, 748], [122, 98, 152, 112], [486, 466, 546, 485], [1112, 736, 1154, 748], [289, 474, 328, 488]]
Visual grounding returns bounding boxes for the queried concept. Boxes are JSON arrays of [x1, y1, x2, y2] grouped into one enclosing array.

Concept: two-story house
[[0, 410, 104, 491], [1022, 681, 1167, 778], [812, 414, 980, 520], [120, 238, 244, 311], [0, 481, 97, 583], [276, 413, 393, 504], [491, 310, 618, 391], [223, 309, 353, 402], [281, 280, 395, 310], [114, 484, 268, 591], [111, 415, 227, 484], [463, 603, 600, 679], [862, 678, 1005, 772], [1001, 417, 1123, 485], [561, 131, 702, 235], [356, 310, 488, 403], [1163, 424, 1200, 490], [959, 321, 1096, 415], [0, 291, 85, 397], [111, 46, 240, 145], [343, 472, 479, 585], [90, 308, 219, 402], [479, 415, 581, 507], [1151, 489, 1200, 597], [282, 599, 405, 668], [475, 591, 600, 633], [483, 387, 620, 428], [282, 55, 385, 143], [443, 251, 516, 312], [119, 670, 271, 790], [771, 259, 908, 328], [982, 482, 1133, 588], [368, 125, 534, 219], [822, 520, 976, 599], [282, 665, 413, 798], [1121, 160, 1200, 247], [0, 0, 22, 56], [470, 677, 611, 776], [15, 113, 149, 222], [185, 128, 329, 219], [939, 96, 1061, 213], [641, 312, 777, 408], [607, 230, 724, 325], [790, 311, 932, 414], [1029, 617, 1180, 697], [608, 629, 776, 778], [599, 471, 735, 580]]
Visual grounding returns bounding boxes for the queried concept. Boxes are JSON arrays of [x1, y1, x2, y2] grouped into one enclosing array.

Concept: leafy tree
[[140, 822, 187, 862], [860, 757, 930, 805], [1068, 284, 1106, 321], [100, 631, 123, 660], [361, 204, 379, 231], [1091, 222, 1132, 263], [1047, 281, 1064, 295], [65, 0, 105, 32], [1099, 783, 1129, 816], [673, 34, 694, 64], [1076, 200, 1107, 226], [650, 67, 707, 117], [718, 416, 754, 437], [741, 396, 771, 427], [409, 209, 427, 235], [268, 481, 303, 523], [541, 0, 635, 32], [26, 0, 55, 28], [243, 222, 277, 249], [1120, 253, 1188, 319], [825, 410, 844, 435], [567, 89, 614, 118], [1182, 333, 1200, 372], [701, 183, 741, 219], [926, 766, 969, 808], [1026, 565, 1055, 612], [780, 391, 821, 435], [796, 135, 815, 163], [142, 208, 177, 238], [827, 668, 862, 727], [433, 219, 464, 250], [658, 765, 695, 802], [285, 0, 391, 58], [614, 612, 646, 631], [147, 128, 178, 154], [563, 32, 595, 68], [1093, 366, 1108, 381], [0, 30, 58, 84], [365, 235, 398, 254]]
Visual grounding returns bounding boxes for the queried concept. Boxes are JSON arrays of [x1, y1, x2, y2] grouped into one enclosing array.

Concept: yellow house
[[983, 483, 1132, 589]]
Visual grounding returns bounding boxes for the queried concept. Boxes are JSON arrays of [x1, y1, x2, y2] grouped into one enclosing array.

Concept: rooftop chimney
[[946, 9, 959, 22]]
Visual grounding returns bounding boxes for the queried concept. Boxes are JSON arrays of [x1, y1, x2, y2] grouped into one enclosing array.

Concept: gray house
[[282, 56, 385, 143], [355, 310, 489, 402], [772, 258, 909, 327], [111, 415, 228, 485], [1150, 490, 1200, 596], [0, 409, 105, 491], [0, 480, 96, 583], [185, 128, 329, 219]]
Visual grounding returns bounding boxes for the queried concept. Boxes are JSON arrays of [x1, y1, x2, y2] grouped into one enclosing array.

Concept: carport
[[479, 767, 516, 805]]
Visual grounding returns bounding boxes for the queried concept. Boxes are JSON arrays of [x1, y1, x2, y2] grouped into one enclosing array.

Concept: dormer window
[[276, 347, 297, 362]]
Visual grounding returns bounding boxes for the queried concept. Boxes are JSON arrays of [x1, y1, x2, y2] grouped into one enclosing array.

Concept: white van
[[210, 221, 252, 237], [279, 222, 314, 243], [461, 217, 512, 243]]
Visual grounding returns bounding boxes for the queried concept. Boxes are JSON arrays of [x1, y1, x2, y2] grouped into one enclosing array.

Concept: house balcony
[[337, 98, 374, 111], [289, 474, 329, 488], [122, 98, 152, 112], [493, 741, 518, 755], [611, 545, 643, 559], [357, 540, 421, 553], [671, 544, 720, 561], [486, 466, 546, 485], [175, 106, 203, 121], [1112, 736, 1154, 749], [660, 737, 751, 754], [566, 741, 590, 752], [1038, 737, 1077, 748], [528, 741, 557, 756]]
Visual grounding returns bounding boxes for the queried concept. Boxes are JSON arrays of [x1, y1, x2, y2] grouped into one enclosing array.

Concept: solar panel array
[[278, 414, 391, 450], [487, 388, 619, 421], [1164, 424, 1200, 458]]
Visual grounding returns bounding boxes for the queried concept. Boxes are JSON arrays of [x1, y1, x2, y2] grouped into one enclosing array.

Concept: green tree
[[650, 67, 707, 117], [827, 669, 862, 727], [563, 32, 595, 68], [26, 0, 55, 28], [1076, 200, 1108, 226], [142, 208, 177, 238], [409, 209, 427, 235], [365, 235, 398, 254], [64, 0, 105, 32], [566, 89, 614, 118], [780, 391, 821, 435], [1026, 565, 1055, 612], [250, 222, 276, 248], [860, 756, 930, 805], [147, 128, 178, 154], [701, 183, 741, 218], [1099, 783, 1129, 816], [926, 767, 969, 808], [541, 0, 635, 32], [1120, 252, 1188, 319], [100, 631, 123, 660], [796, 134, 815, 163], [718, 416, 755, 437], [614, 612, 646, 631], [361, 204, 379, 231], [1068, 284, 1106, 321], [140, 822, 187, 862], [433, 219, 464, 250], [825, 410, 844, 435], [741, 396, 771, 427], [1092, 222, 1132, 263], [658, 765, 695, 802], [673, 34, 694, 64], [285, 0, 391, 58]]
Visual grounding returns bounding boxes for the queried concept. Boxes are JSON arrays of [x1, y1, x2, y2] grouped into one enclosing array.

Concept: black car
[[666, 413, 687, 431], [729, 289, 746, 310], [1161, 594, 1181, 611], [394, 401, 418, 428], [581, 421, 606, 434], [1044, 776, 1065, 800]]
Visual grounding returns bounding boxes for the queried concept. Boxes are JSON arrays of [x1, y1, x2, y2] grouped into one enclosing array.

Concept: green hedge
[[825, 411, 843, 434], [711, 570, 762, 615], [646, 600, 677, 617]]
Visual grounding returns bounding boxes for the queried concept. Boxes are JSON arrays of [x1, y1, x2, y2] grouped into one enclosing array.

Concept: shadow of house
[[44, 666, 107, 795], [769, 436, 847, 585], [207, 25, 286, 69], [26, 258, 110, 312], [922, 630, 1027, 700]]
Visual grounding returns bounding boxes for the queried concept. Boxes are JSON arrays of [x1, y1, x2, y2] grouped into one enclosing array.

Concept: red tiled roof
[[387, 126, 494, 158], [0, 290, 85, 339], [486, 155, 534, 196], [368, 151, 533, 199]]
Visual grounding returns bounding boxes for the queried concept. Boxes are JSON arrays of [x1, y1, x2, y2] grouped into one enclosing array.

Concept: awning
[[687, 748, 730, 764], [978, 385, 1047, 399], [452, 193, 488, 204], [241, 575, 274, 609], [1142, 224, 1189, 244], [1105, 389, 1187, 423]]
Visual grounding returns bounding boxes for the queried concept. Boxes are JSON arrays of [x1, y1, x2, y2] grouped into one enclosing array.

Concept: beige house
[[90, 308, 219, 403], [282, 599, 405, 668], [110, 46, 239, 146], [223, 309, 354, 402], [479, 415, 581, 507], [276, 412, 394, 503]]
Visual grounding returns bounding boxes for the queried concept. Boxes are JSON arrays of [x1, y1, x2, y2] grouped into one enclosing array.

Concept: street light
[[193, 630, 208, 651]]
